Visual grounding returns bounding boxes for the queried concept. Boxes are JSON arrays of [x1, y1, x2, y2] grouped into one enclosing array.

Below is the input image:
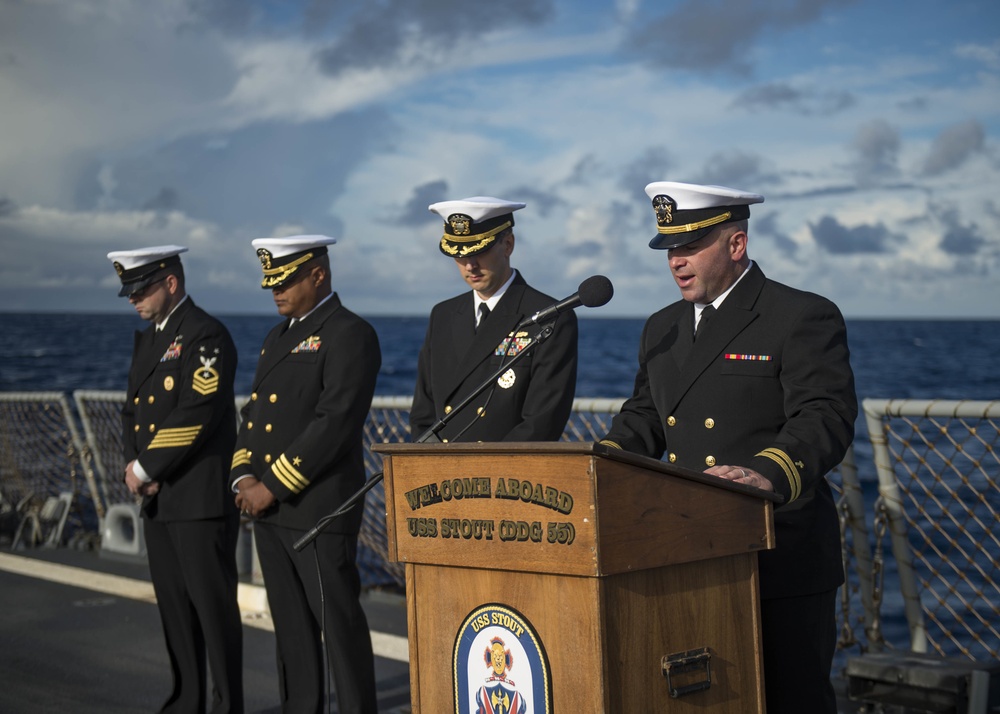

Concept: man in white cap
[[600, 182, 857, 714], [107, 245, 243, 713], [231, 235, 380, 713], [410, 196, 578, 442]]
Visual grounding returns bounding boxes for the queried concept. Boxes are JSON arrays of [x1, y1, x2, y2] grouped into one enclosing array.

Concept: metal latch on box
[[662, 647, 712, 698]]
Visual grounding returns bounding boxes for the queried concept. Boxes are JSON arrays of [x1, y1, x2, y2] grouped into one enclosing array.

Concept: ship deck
[[0, 547, 867, 713]]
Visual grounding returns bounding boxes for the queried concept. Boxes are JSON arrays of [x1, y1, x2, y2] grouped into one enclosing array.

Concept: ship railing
[[1, 391, 997, 666], [0, 391, 101, 546], [861, 398, 1000, 663]]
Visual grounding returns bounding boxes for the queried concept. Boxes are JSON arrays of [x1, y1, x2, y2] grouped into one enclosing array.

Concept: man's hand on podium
[[706, 464, 774, 492]]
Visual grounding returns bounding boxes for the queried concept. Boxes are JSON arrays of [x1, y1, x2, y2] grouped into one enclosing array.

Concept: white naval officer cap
[[428, 196, 526, 258], [251, 235, 337, 289], [107, 245, 188, 297], [644, 182, 764, 250]]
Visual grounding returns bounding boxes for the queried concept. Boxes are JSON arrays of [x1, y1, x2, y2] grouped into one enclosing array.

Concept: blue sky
[[2, 0, 998, 318]]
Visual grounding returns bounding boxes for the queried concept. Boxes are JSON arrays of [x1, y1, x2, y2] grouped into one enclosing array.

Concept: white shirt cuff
[[133, 460, 152, 483], [231, 474, 253, 493]]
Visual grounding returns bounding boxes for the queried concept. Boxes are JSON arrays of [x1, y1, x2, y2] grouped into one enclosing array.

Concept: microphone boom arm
[[293, 321, 555, 551], [415, 322, 554, 444]]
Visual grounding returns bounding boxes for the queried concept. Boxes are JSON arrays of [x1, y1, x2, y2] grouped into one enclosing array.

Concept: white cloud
[[955, 40, 1000, 71], [1, 0, 998, 318]]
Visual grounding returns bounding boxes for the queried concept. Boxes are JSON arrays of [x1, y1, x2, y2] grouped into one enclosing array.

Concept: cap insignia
[[449, 214, 472, 236], [257, 248, 273, 270], [113, 261, 125, 276], [652, 195, 675, 227]]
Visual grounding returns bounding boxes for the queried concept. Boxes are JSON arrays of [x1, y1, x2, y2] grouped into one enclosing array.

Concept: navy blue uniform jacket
[[410, 272, 578, 443], [122, 298, 238, 521], [603, 264, 857, 599], [230, 293, 381, 534]]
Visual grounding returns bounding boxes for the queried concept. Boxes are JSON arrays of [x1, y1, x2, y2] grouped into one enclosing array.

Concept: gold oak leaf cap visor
[[251, 235, 337, 289], [429, 196, 526, 258]]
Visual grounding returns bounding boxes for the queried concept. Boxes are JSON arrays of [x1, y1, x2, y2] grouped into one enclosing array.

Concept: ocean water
[[2, 311, 997, 489], [3, 311, 996, 495], [3, 312, 997, 401]]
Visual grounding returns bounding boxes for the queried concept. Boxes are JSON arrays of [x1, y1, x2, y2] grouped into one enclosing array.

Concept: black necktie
[[477, 303, 490, 331], [695, 305, 716, 340]]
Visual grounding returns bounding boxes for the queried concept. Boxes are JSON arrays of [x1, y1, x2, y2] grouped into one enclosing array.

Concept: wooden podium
[[373, 442, 779, 713]]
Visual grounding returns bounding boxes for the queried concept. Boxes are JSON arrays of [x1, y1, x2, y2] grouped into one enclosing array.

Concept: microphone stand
[[293, 321, 555, 551]]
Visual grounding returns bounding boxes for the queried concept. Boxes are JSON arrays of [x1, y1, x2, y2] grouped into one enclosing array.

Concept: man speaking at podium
[[410, 196, 579, 443], [600, 182, 857, 714]]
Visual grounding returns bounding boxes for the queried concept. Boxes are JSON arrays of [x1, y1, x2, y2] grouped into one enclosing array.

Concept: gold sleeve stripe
[[757, 447, 801, 501], [598, 439, 623, 450], [231, 449, 251, 470], [272, 454, 310, 494], [148, 425, 203, 450]]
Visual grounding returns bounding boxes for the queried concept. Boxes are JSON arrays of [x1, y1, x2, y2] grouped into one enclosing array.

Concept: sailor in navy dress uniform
[[109, 245, 243, 714], [231, 235, 380, 714], [410, 197, 578, 443], [600, 182, 858, 714]]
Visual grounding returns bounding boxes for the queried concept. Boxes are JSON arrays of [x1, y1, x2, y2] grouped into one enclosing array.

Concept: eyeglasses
[[130, 276, 167, 300]]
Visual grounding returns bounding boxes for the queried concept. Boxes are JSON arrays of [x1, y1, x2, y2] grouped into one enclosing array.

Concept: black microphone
[[518, 275, 614, 328]]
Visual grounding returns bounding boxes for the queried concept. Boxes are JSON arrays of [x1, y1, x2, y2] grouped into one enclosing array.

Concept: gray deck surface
[[1, 547, 868, 713]]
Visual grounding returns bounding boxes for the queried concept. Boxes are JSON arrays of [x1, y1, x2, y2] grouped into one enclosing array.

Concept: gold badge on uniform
[[497, 368, 516, 389], [163, 375, 175, 391], [192, 347, 221, 396]]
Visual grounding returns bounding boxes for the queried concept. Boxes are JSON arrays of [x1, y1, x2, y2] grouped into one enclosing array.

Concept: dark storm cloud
[[74, 108, 394, 233], [395, 180, 450, 225], [937, 208, 983, 256], [693, 150, 780, 187], [142, 187, 181, 212], [503, 187, 565, 218], [567, 155, 602, 186], [564, 240, 603, 258], [850, 120, 900, 186], [141, 187, 181, 229], [733, 82, 856, 115], [315, 0, 553, 76], [623, 0, 858, 75], [922, 120, 986, 176], [809, 215, 903, 254], [939, 223, 983, 256], [897, 96, 929, 112], [618, 146, 672, 195], [184, 0, 256, 34], [738, 82, 803, 108], [752, 211, 798, 257], [0, 196, 18, 217]]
